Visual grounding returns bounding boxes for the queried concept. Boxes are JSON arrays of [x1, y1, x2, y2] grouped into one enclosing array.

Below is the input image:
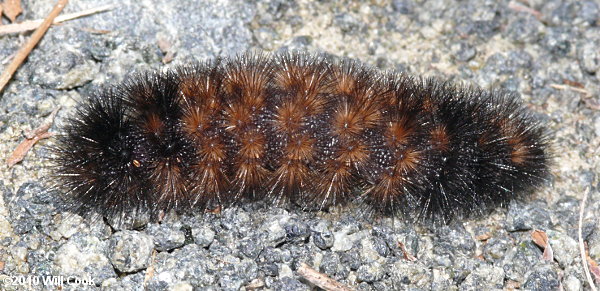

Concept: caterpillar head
[[52, 93, 151, 218]]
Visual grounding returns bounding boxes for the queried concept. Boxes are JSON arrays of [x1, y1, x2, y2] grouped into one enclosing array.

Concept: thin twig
[[0, 4, 114, 35], [398, 241, 417, 261], [24, 106, 61, 139], [6, 107, 60, 167], [579, 187, 598, 291], [0, 0, 69, 93], [508, 1, 542, 20], [549, 83, 592, 97], [6, 132, 53, 168], [297, 262, 354, 291]]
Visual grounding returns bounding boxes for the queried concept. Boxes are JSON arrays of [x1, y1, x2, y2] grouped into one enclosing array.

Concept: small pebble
[[108, 230, 154, 272], [146, 224, 186, 251], [192, 226, 215, 248]]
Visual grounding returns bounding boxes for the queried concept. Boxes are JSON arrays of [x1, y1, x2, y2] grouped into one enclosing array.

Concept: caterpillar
[[51, 52, 550, 224]]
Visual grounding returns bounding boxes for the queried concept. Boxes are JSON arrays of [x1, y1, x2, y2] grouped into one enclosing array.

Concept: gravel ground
[[0, 0, 599, 290]]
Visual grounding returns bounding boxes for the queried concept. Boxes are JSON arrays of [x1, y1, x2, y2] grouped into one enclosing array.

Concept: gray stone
[[450, 256, 479, 283], [588, 222, 600, 261], [482, 236, 511, 262], [8, 183, 57, 227], [504, 15, 544, 44], [360, 237, 384, 264], [266, 218, 287, 246], [216, 256, 259, 291], [505, 201, 552, 231], [451, 41, 476, 62], [543, 1, 599, 27], [390, 261, 431, 288], [284, 220, 311, 244], [334, 13, 363, 34], [239, 235, 264, 259], [459, 265, 504, 290], [101, 272, 145, 291], [146, 244, 216, 289], [392, 0, 415, 14], [107, 230, 154, 272], [542, 27, 575, 56], [55, 215, 84, 239], [54, 234, 116, 284], [319, 252, 344, 278], [106, 212, 151, 231], [339, 249, 362, 271], [357, 262, 384, 283], [578, 40, 600, 74], [502, 240, 544, 282], [452, 0, 503, 39], [313, 230, 334, 250], [433, 224, 476, 265], [546, 229, 578, 268], [146, 223, 186, 251], [192, 226, 215, 248], [332, 227, 366, 252], [269, 276, 309, 291], [563, 274, 582, 291], [27, 42, 99, 90], [523, 264, 561, 291]]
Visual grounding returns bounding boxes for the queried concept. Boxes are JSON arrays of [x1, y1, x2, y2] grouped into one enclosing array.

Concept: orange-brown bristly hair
[[52, 52, 551, 223]]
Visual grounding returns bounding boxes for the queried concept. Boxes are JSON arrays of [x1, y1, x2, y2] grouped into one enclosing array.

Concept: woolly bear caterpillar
[[52, 52, 550, 224]]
